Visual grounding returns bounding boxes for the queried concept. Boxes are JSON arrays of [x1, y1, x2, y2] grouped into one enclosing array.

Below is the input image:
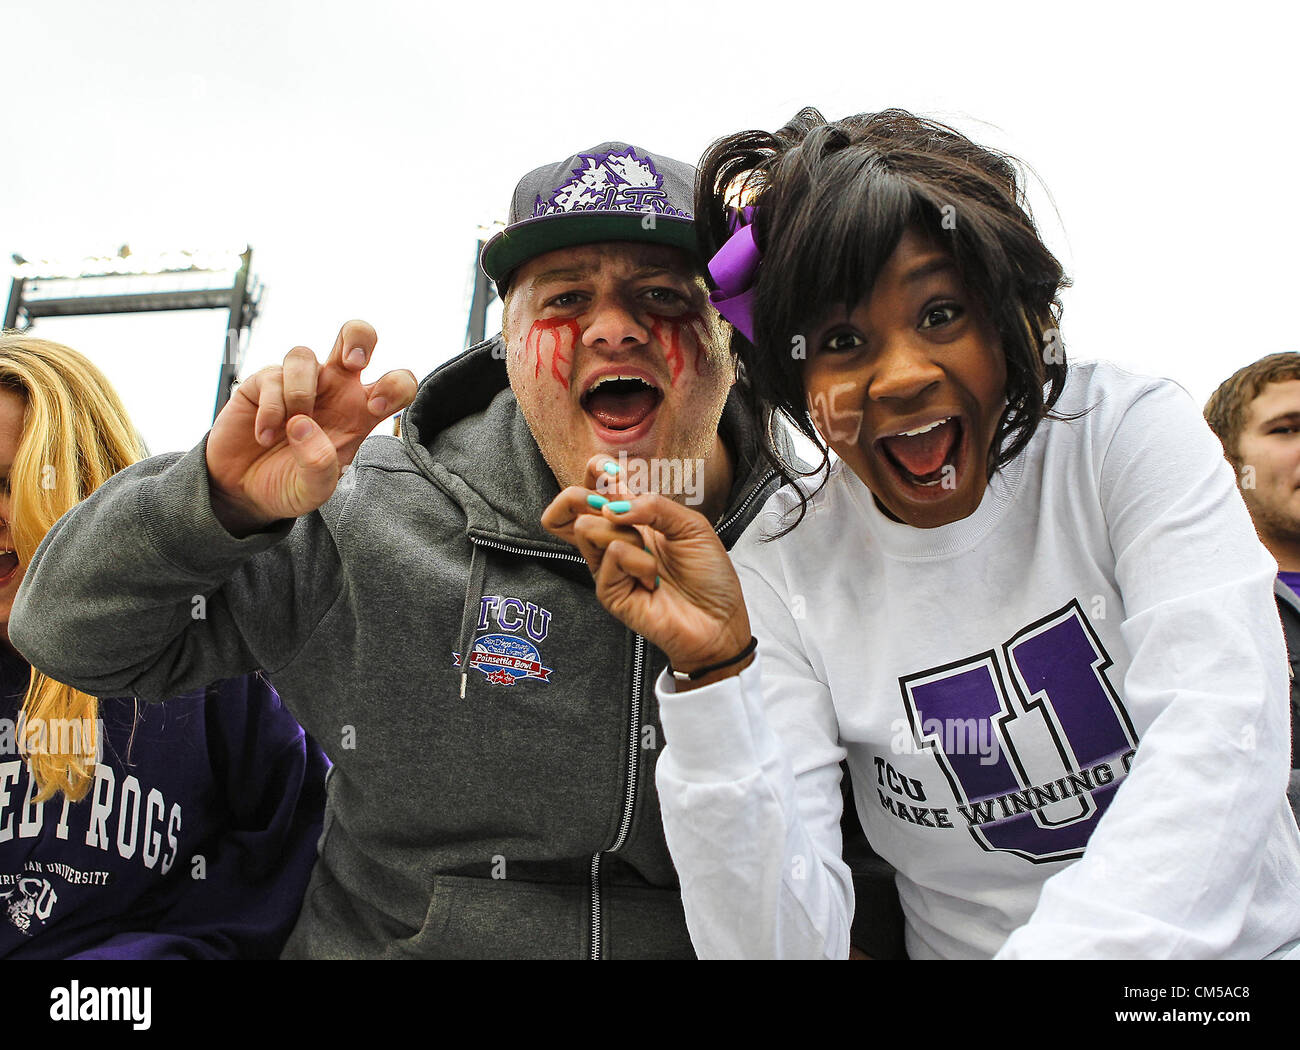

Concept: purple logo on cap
[[534, 147, 689, 219]]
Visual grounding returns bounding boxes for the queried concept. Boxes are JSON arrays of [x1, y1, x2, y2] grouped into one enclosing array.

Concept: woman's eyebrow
[[901, 257, 957, 285]]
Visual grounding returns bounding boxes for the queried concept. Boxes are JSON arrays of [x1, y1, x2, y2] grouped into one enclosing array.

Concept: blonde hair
[[0, 332, 144, 801]]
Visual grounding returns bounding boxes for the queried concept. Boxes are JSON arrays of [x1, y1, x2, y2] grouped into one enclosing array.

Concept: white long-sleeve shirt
[[656, 361, 1300, 959]]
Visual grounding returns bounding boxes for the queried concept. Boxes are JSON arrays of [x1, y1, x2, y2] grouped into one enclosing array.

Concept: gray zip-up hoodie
[[9, 336, 783, 959]]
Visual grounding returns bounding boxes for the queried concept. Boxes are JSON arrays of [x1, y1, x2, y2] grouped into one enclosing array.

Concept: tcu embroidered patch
[[452, 596, 555, 687]]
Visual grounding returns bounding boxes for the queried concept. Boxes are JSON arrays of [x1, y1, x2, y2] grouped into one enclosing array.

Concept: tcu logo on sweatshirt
[[2, 876, 53, 934], [452, 595, 555, 687]]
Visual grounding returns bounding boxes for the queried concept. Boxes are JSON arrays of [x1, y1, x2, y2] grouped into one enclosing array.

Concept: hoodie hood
[[399, 334, 780, 550]]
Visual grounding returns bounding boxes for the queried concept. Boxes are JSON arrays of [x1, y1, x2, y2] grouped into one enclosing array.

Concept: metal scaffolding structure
[[465, 237, 498, 350], [4, 247, 263, 420]]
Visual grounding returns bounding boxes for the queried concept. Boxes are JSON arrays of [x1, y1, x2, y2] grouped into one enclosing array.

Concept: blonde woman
[[0, 333, 327, 959]]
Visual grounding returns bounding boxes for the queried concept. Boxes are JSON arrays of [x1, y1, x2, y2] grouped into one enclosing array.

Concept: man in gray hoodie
[[8, 142, 797, 958]]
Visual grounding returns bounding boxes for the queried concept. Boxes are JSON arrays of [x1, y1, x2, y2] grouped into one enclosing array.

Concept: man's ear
[[499, 288, 516, 342]]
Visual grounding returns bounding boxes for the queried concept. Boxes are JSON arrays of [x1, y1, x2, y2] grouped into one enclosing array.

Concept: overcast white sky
[[3, 1, 1295, 454]]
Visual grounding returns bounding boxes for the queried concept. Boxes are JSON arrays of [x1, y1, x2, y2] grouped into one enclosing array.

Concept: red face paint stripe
[[525, 319, 580, 391], [647, 319, 682, 385], [648, 311, 707, 387]]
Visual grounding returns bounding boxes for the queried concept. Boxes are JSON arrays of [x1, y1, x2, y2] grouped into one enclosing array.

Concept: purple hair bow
[[707, 205, 759, 343]]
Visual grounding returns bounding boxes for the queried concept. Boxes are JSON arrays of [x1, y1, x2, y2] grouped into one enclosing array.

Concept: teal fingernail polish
[[655, 575, 660, 589], [587, 493, 609, 509], [603, 461, 619, 476], [608, 500, 631, 513]]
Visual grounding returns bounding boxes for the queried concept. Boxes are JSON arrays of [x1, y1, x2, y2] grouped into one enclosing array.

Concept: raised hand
[[541, 455, 754, 687], [206, 320, 417, 536]]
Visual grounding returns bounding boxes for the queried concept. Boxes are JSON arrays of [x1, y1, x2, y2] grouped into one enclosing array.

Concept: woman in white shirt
[[541, 107, 1300, 959]]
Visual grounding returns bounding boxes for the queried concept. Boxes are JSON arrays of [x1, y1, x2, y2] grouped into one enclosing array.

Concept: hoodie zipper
[[467, 536, 639, 961], [469, 471, 776, 961], [715, 470, 777, 538], [589, 632, 644, 960], [589, 475, 774, 958], [469, 536, 587, 565]]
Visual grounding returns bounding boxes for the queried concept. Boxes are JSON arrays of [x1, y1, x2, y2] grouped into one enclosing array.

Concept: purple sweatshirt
[[0, 643, 328, 959]]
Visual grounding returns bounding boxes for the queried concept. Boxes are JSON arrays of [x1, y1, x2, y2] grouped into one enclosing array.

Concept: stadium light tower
[[465, 225, 504, 350], [5, 246, 263, 420]]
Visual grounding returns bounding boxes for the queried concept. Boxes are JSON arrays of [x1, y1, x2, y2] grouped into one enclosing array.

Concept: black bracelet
[[670, 637, 758, 682]]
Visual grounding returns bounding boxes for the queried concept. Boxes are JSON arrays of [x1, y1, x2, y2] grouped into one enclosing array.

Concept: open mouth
[[580, 374, 664, 433], [876, 416, 964, 489], [0, 550, 19, 585]]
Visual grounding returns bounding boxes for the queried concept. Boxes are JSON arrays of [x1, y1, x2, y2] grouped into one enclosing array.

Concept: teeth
[[585, 374, 652, 396], [895, 417, 951, 438]]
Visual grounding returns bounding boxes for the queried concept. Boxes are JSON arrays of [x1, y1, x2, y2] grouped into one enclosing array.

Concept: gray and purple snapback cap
[[479, 142, 699, 295]]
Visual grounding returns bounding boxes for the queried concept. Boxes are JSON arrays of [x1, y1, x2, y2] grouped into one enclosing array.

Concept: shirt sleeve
[[655, 552, 853, 959], [997, 378, 1298, 958], [9, 436, 345, 703]]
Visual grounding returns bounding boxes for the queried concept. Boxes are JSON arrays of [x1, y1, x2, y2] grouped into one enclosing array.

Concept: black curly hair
[[696, 107, 1072, 534]]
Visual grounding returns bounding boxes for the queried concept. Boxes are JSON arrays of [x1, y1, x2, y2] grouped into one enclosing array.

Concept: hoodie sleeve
[[65, 674, 329, 960], [9, 436, 345, 702]]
